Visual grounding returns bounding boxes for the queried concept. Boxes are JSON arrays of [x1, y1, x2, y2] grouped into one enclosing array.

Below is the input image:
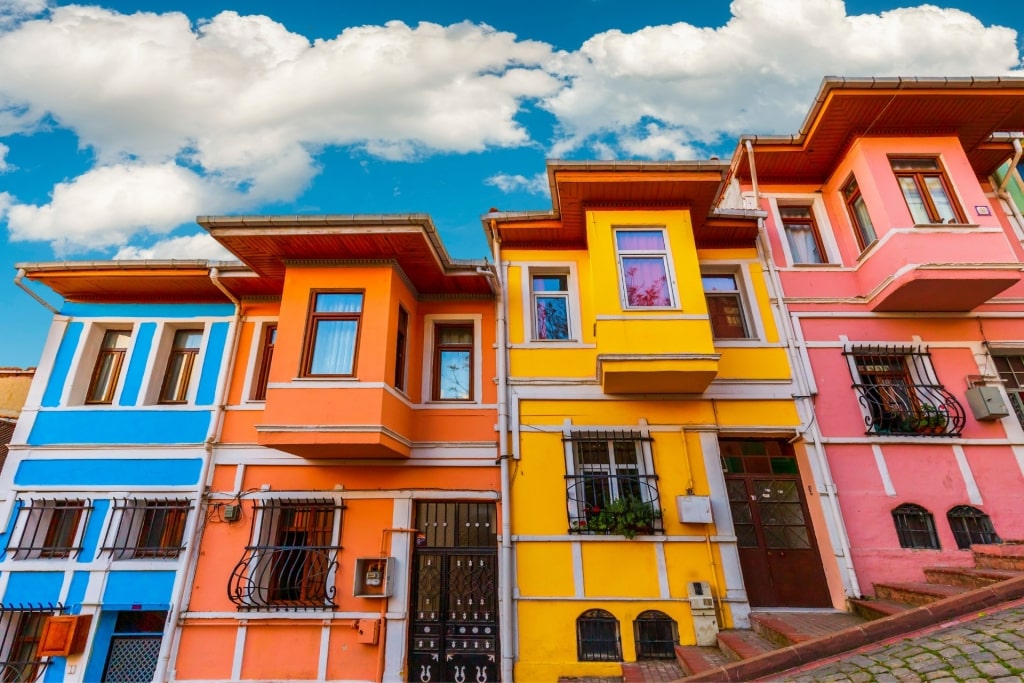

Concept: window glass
[[843, 178, 877, 250], [434, 323, 473, 400], [251, 324, 276, 401], [779, 206, 824, 264], [532, 274, 570, 340], [891, 157, 963, 224], [86, 329, 131, 404], [159, 329, 202, 403], [304, 292, 363, 376], [394, 307, 409, 391], [615, 230, 673, 308], [702, 274, 750, 339]]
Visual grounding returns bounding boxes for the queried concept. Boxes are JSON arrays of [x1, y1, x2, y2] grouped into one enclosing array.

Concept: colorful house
[[486, 161, 849, 681], [732, 77, 1024, 595], [170, 215, 505, 683], [3, 261, 240, 682]]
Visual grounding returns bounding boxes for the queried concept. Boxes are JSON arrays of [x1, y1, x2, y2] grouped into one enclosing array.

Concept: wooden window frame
[[85, 329, 131, 405], [102, 499, 191, 560], [158, 329, 203, 405], [300, 290, 364, 378], [251, 324, 277, 401], [394, 306, 409, 392], [7, 499, 92, 560], [701, 272, 753, 340], [842, 176, 877, 251], [890, 157, 966, 225], [431, 322, 475, 402], [779, 205, 827, 264]]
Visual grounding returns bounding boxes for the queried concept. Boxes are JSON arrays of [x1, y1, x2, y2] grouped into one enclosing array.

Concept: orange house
[[170, 215, 503, 682]]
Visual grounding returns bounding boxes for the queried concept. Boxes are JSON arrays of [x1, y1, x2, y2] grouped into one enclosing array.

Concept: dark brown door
[[721, 440, 830, 608]]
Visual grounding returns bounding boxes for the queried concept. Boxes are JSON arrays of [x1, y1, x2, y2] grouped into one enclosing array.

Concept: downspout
[[480, 218, 514, 683], [995, 135, 1024, 234], [14, 268, 60, 314], [743, 140, 863, 600], [154, 265, 243, 682]]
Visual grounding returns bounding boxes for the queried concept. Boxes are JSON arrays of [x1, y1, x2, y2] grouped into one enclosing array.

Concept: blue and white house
[[1, 260, 249, 682]]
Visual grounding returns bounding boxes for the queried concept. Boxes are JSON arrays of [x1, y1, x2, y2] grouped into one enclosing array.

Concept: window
[[892, 503, 939, 549], [159, 329, 202, 404], [302, 292, 363, 377], [0, 604, 65, 683], [7, 500, 91, 560], [531, 273, 571, 340], [251, 324, 276, 401], [577, 609, 621, 662], [633, 611, 678, 660], [85, 329, 131, 404], [228, 499, 342, 610], [102, 499, 190, 560], [993, 355, 1024, 430], [614, 229, 674, 308], [891, 158, 964, 225], [701, 274, 751, 339], [779, 206, 826, 264], [566, 431, 661, 537], [843, 177, 877, 250], [432, 323, 473, 401], [845, 345, 965, 437], [394, 307, 408, 392], [947, 506, 999, 550]]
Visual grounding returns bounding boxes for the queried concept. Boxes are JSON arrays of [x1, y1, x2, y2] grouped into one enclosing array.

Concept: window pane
[[707, 294, 748, 338], [923, 176, 957, 222], [160, 352, 194, 402], [310, 319, 358, 374], [88, 354, 120, 402], [783, 222, 823, 264], [898, 177, 932, 224], [437, 350, 470, 399], [852, 196, 877, 245], [532, 275, 567, 292], [315, 292, 363, 313], [702, 275, 738, 292], [616, 231, 665, 250], [437, 325, 473, 345], [102, 330, 132, 349], [622, 257, 670, 307], [174, 330, 203, 349], [535, 295, 569, 340]]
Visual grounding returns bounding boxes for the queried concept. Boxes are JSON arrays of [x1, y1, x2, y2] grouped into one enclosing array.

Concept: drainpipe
[[743, 140, 863, 600], [480, 219, 514, 683], [154, 265, 243, 682], [994, 134, 1024, 234], [13, 268, 60, 314]]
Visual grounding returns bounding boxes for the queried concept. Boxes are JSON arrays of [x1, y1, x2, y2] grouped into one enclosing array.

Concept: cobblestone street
[[778, 603, 1024, 682]]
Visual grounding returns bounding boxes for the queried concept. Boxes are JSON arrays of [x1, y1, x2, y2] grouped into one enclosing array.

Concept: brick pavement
[[776, 602, 1024, 682]]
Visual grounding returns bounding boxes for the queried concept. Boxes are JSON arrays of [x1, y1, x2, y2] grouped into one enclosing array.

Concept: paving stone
[[953, 665, 981, 678], [979, 662, 1013, 677], [993, 677, 1024, 683]]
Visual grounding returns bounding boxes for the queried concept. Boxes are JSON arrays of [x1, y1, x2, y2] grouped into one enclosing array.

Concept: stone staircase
[[676, 543, 1024, 682]]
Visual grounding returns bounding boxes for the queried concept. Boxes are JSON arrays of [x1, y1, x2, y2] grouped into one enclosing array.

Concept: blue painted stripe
[[41, 322, 83, 407], [83, 611, 117, 683], [27, 410, 212, 446], [3, 572, 64, 604], [103, 571, 175, 606], [78, 499, 109, 564], [66, 572, 91, 613], [0, 499, 24, 561], [62, 302, 234, 318], [196, 321, 228, 405], [14, 459, 203, 487], [43, 658, 67, 683], [118, 322, 155, 406]]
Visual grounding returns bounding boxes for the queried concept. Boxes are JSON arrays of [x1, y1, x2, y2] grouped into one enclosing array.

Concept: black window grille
[[577, 609, 621, 662], [0, 603, 65, 683], [101, 499, 191, 560], [565, 431, 662, 537], [633, 610, 678, 660], [844, 345, 965, 437], [228, 498, 342, 611], [947, 505, 1000, 550], [6, 500, 92, 560], [892, 503, 940, 549]]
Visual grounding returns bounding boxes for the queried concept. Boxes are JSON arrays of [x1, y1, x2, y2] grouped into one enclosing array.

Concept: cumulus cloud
[[0, 0, 46, 28], [0, 141, 10, 172], [485, 171, 550, 195], [113, 232, 235, 261]]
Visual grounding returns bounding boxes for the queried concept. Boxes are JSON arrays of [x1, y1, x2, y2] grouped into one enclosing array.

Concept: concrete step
[[674, 645, 732, 676], [924, 565, 1021, 588], [873, 581, 969, 607], [974, 543, 1024, 571], [749, 611, 866, 647], [715, 629, 776, 661], [849, 597, 912, 620]]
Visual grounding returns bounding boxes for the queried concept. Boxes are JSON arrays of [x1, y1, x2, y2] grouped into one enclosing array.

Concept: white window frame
[[7, 498, 90, 560], [521, 264, 583, 343], [613, 227, 679, 310], [101, 498, 191, 561], [421, 314, 482, 404], [142, 323, 209, 406], [700, 265, 763, 343], [64, 322, 137, 406], [770, 195, 839, 266]]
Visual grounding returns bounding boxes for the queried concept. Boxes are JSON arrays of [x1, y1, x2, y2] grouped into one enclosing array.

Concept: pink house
[[727, 77, 1024, 596]]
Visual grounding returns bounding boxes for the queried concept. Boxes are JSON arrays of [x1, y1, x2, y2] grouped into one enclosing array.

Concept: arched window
[[892, 503, 939, 549], [577, 609, 621, 662], [947, 506, 1000, 550], [633, 610, 678, 660]]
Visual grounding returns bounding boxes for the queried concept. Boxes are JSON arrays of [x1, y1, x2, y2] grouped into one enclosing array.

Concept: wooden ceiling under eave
[[736, 88, 1024, 184], [24, 268, 252, 304]]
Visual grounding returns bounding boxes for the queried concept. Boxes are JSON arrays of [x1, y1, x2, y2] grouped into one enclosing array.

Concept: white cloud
[[113, 232, 235, 261], [543, 0, 1023, 157], [485, 171, 550, 195], [0, 0, 46, 29], [0, 141, 9, 172]]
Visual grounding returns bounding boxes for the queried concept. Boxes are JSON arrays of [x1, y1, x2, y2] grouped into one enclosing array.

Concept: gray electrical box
[[687, 581, 718, 646], [965, 386, 1010, 421], [677, 495, 713, 524]]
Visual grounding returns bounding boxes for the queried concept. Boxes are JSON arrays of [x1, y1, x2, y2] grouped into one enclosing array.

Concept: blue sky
[[1, 0, 1022, 368]]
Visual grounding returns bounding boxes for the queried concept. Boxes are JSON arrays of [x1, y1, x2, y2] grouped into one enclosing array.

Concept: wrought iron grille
[[947, 505, 1000, 550], [101, 498, 191, 560], [415, 502, 497, 548], [576, 609, 621, 662], [6, 500, 92, 560], [0, 603, 65, 683], [633, 611, 678, 660], [845, 345, 965, 437], [228, 498, 342, 611], [564, 431, 662, 536], [892, 503, 940, 549]]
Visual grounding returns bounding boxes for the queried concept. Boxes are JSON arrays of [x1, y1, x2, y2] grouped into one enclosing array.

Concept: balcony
[[566, 473, 664, 538], [595, 319, 719, 394]]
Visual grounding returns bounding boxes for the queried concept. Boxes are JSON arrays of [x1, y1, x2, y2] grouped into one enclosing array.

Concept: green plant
[[904, 404, 948, 434], [573, 497, 661, 539]]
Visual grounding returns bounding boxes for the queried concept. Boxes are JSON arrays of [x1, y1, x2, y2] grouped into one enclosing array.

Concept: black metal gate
[[409, 502, 498, 683]]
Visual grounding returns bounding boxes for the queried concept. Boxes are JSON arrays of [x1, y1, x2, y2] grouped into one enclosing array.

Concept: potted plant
[[907, 404, 948, 434], [575, 497, 661, 539]]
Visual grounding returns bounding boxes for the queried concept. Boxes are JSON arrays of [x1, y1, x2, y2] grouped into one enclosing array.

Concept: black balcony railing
[[228, 546, 340, 610], [566, 474, 662, 537]]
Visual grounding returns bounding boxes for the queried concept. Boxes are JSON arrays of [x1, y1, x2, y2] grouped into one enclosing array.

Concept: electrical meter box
[[677, 495, 713, 524], [965, 386, 1010, 421], [353, 557, 394, 598]]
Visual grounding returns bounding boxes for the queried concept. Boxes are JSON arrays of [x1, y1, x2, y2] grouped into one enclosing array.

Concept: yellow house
[[486, 162, 847, 680]]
